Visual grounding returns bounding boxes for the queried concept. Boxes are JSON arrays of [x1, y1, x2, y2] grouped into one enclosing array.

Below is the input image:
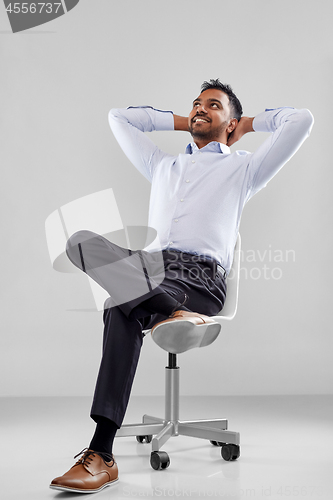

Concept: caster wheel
[[150, 451, 170, 470], [210, 440, 225, 446], [136, 435, 152, 443], [221, 444, 240, 461]]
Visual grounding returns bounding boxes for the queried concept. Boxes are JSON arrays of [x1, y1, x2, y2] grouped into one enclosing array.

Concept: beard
[[188, 120, 228, 143]]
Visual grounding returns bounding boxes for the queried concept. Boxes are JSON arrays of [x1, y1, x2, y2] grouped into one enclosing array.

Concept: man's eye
[[193, 103, 200, 107]]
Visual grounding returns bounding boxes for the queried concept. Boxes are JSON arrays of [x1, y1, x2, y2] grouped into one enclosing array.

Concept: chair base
[[117, 414, 240, 451], [116, 354, 240, 467]]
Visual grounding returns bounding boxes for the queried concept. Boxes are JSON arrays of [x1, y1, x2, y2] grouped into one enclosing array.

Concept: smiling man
[[50, 79, 313, 493], [187, 85, 241, 147]]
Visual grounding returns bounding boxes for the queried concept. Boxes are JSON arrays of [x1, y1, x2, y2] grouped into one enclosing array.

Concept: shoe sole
[[152, 320, 221, 354], [49, 477, 118, 493]]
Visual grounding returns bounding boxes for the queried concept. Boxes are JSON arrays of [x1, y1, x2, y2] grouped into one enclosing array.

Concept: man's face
[[188, 89, 232, 143]]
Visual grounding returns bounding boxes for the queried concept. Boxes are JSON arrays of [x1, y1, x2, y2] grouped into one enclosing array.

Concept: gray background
[[0, 0, 332, 398]]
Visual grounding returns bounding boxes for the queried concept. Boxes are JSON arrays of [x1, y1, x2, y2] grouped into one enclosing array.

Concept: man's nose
[[196, 103, 208, 113]]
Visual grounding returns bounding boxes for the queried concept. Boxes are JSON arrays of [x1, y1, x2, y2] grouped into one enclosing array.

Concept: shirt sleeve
[[108, 106, 174, 182], [246, 107, 314, 197]]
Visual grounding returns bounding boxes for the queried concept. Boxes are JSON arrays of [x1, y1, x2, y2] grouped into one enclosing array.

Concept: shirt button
[[191, 160, 195, 164], [180, 198, 184, 202], [170, 241, 174, 245], [174, 219, 179, 222], [186, 179, 190, 183]]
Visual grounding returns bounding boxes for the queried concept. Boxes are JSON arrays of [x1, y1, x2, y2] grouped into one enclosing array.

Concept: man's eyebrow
[[192, 98, 223, 106], [207, 98, 223, 105]]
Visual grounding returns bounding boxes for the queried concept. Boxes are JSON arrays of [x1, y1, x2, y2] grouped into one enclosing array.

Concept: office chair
[[116, 234, 242, 470]]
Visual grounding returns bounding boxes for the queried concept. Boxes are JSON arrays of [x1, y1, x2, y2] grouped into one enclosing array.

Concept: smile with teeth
[[193, 117, 209, 123]]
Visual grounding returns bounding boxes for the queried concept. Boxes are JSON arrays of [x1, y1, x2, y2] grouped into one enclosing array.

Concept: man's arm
[[108, 106, 174, 182], [245, 107, 314, 196], [227, 117, 254, 146], [173, 115, 189, 131]]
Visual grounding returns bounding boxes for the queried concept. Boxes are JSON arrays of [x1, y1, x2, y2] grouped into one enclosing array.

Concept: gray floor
[[1, 395, 333, 499]]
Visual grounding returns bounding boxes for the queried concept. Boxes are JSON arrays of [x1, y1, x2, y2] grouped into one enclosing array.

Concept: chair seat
[[151, 319, 222, 354]]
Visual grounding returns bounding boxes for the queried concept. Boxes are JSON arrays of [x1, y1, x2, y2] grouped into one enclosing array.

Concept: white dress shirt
[[108, 105, 313, 274]]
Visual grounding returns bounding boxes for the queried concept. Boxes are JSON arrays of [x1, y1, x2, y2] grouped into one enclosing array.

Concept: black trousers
[[66, 230, 227, 427]]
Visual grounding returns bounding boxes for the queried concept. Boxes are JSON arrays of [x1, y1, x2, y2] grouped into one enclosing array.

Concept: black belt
[[162, 249, 227, 279]]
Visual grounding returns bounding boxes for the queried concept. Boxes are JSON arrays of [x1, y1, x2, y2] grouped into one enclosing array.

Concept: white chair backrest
[[217, 233, 241, 320], [45, 188, 124, 274]]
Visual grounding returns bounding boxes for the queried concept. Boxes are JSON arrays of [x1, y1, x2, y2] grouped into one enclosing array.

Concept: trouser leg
[[90, 298, 182, 428], [65, 230, 169, 315], [88, 302, 172, 456], [90, 305, 148, 427]]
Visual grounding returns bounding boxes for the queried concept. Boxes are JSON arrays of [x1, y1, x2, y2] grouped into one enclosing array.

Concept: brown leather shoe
[[151, 310, 221, 354], [50, 448, 118, 493]]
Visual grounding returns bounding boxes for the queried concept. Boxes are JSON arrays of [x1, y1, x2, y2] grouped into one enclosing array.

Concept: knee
[[66, 230, 96, 257]]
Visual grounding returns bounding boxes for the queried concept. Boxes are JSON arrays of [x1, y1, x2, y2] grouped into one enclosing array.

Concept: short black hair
[[200, 79, 243, 121]]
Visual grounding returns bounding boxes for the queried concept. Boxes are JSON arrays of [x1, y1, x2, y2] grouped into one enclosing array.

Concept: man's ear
[[226, 118, 238, 134]]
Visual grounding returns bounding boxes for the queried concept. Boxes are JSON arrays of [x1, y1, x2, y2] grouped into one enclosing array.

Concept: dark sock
[[89, 416, 119, 462], [140, 293, 190, 317]]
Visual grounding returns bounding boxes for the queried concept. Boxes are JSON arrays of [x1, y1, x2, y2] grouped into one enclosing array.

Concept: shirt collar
[[185, 141, 231, 155]]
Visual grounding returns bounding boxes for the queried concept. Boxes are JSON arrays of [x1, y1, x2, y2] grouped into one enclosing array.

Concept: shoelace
[[74, 447, 114, 466]]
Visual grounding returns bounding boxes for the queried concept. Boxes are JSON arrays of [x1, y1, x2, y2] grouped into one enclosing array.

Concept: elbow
[[108, 108, 128, 130], [108, 108, 122, 122], [297, 109, 314, 135]]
